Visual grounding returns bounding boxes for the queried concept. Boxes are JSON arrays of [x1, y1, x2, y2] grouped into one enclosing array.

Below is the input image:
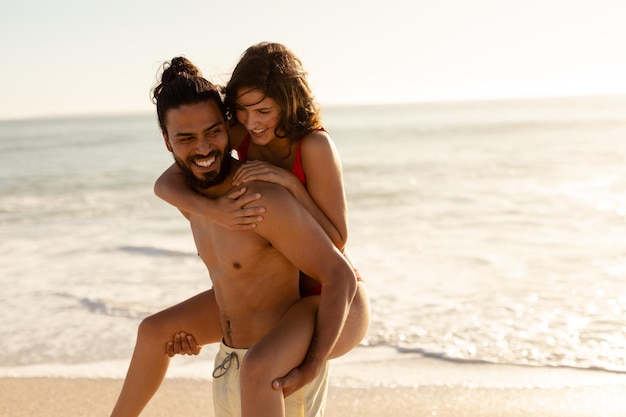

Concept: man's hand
[[272, 361, 324, 397], [166, 332, 202, 357]]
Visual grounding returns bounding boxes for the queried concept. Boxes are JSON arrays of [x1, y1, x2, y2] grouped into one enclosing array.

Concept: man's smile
[[194, 156, 216, 168]]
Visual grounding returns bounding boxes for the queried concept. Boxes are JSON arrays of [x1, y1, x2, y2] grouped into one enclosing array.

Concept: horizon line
[[2, 92, 626, 123]]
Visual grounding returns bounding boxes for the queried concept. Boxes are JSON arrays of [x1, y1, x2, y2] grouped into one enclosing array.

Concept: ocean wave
[[115, 245, 196, 258], [52, 293, 153, 320], [78, 297, 149, 319], [357, 340, 626, 375]]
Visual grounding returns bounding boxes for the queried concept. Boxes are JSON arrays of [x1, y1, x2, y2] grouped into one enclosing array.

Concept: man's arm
[[155, 162, 264, 230], [252, 182, 358, 387]]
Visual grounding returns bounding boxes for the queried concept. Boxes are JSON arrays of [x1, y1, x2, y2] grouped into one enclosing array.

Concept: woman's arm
[[231, 131, 348, 250], [154, 162, 265, 230], [253, 183, 357, 393], [294, 130, 348, 251]]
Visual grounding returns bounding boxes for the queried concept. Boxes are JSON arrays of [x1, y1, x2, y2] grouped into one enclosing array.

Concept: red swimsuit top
[[236, 134, 307, 186]]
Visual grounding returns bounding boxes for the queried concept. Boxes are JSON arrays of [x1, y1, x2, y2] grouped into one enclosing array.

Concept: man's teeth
[[196, 157, 215, 167]]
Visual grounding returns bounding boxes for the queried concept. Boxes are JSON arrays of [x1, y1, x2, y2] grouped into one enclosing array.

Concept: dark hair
[[224, 42, 322, 142], [152, 57, 225, 134]]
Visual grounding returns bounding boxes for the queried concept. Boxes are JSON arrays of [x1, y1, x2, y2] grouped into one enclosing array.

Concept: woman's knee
[[137, 313, 171, 345], [239, 349, 274, 392]]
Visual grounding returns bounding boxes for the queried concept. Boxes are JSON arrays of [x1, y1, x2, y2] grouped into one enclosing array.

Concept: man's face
[[163, 100, 231, 190]]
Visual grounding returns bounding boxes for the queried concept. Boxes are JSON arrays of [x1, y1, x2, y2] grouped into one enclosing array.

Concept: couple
[[110, 43, 370, 417]]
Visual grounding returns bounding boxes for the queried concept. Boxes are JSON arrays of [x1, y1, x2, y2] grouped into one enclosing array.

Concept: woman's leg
[[324, 249, 372, 358], [238, 278, 369, 417], [329, 281, 370, 358], [240, 296, 319, 417], [110, 289, 221, 417]]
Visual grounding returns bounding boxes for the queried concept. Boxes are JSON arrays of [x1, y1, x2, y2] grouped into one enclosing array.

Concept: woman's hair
[[224, 42, 322, 141], [151, 56, 225, 134]]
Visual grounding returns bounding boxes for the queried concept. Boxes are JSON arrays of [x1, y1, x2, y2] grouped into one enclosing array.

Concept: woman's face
[[235, 87, 283, 145]]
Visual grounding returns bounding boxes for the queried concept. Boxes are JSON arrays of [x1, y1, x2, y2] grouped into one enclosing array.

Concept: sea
[[2, 95, 626, 382]]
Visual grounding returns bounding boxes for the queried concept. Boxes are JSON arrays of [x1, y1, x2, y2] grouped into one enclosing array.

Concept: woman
[[110, 42, 370, 417]]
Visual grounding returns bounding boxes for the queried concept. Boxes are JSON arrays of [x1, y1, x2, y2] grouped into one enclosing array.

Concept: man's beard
[[173, 148, 232, 192]]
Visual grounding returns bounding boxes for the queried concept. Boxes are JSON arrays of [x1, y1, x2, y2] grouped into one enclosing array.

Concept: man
[[153, 57, 357, 417]]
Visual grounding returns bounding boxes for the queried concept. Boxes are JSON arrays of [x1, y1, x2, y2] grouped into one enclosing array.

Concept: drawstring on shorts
[[212, 351, 240, 378]]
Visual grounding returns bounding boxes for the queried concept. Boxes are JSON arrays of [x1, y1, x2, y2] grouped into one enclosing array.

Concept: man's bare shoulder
[[245, 181, 292, 204], [243, 181, 304, 228]]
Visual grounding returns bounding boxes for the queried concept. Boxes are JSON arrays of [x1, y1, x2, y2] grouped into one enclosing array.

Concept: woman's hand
[[210, 187, 265, 230], [232, 161, 300, 191]]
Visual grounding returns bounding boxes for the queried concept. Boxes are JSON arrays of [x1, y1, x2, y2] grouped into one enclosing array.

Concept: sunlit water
[[2, 95, 626, 378]]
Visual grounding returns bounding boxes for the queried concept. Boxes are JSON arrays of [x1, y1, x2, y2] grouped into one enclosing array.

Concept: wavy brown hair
[[224, 42, 322, 142]]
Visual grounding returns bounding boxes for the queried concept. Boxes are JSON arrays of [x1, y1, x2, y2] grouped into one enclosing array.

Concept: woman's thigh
[[145, 289, 222, 345]]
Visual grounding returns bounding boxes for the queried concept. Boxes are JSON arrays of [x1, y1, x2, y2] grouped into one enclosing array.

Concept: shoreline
[[5, 345, 626, 386], [3, 346, 626, 387], [3, 348, 626, 416], [329, 346, 626, 388]]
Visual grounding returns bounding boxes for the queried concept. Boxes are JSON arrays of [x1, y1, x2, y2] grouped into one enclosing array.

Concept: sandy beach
[[2, 375, 626, 417], [3, 348, 626, 417]]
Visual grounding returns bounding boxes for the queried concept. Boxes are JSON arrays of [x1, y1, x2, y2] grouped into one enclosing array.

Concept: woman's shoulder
[[303, 127, 331, 141], [300, 128, 342, 176], [301, 128, 339, 157], [301, 128, 334, 149]]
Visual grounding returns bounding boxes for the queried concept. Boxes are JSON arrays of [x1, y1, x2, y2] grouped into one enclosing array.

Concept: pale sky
[[1, 0, 625, 120]]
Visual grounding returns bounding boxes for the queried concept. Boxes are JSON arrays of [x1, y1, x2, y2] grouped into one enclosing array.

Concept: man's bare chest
[[189, 217, 276, 272]]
